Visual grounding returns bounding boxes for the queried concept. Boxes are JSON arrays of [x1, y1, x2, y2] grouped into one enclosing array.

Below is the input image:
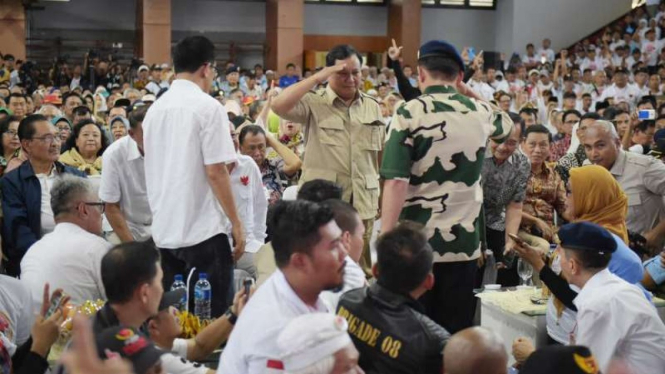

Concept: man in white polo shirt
[[143, 36, 245, 318], [218, 200, 347, 374], [99, 105, 152, 243]]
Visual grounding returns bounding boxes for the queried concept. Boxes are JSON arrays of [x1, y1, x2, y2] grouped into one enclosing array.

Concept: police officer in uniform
[[380, 40, 513, 333], [272, 45, 383, 275]]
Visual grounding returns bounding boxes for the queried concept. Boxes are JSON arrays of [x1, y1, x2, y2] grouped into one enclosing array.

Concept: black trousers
[[420, 261, 477, 334], [485, 227, 520, 287], [159, 233, 233, 318]]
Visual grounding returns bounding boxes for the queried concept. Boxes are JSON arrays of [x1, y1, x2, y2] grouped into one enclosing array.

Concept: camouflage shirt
[[380, 85, 513, 262]]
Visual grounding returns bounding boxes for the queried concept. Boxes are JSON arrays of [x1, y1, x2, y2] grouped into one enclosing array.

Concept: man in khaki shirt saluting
[[272, 45, 383, 275]]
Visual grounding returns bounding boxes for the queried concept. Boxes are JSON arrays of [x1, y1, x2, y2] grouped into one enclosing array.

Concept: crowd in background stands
[[0, 3, 665, 374]]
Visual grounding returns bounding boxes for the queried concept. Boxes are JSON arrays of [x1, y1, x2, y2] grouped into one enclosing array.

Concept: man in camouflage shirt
[[380, 40, 513, 333]]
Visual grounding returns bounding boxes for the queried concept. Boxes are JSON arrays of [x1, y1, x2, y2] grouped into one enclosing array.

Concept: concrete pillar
[[136, 0, 171, 65], [388, 0, 421, 69], [0, 0, 26, 61], [266, 0, 304, 74]]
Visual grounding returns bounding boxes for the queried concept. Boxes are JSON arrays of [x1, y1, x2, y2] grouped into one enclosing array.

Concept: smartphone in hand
[[507, 233, 525, 245], [46, 292, 67, 318], [243, 278, 253, 300]]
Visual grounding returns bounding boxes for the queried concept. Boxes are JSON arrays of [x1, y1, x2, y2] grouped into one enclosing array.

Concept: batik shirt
[[482, 151, 531, 231], [555, 144, 587, 186], [550, 134, 571, 162], [259, 156, 292, 205], [521, 162, 567, 241], [381, 85, 513, 262]]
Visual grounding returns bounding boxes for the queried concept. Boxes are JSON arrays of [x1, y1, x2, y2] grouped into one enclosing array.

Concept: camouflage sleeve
[[487, 103, 513, 144], [280, 92, 315, 125], [380, 103, 413, 180]]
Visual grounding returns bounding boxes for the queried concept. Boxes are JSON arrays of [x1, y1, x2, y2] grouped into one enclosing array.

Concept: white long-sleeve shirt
[[229, 154, 268, 253], [574, 269, 665, 374]]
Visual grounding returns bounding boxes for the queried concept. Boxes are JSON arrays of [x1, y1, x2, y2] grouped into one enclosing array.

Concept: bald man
[[582, 120, 665, 251], [443, 327, 508, 374]]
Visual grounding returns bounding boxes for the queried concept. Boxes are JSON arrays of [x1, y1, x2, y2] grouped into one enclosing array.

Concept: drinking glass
[[517, 258, 533, 286]]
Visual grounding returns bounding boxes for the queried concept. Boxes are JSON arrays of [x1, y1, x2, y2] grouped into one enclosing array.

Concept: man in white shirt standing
[[227, 124, 268, 278], [21, 174, 111, 308], [100, 105, 152, 243], [641, 28, 664, 68], [218, 200, 347, 374], [556, 222, 665, 374], [522, 43, 539, 70], [143, 36, 246, 318], [537, 38, 556, 63]]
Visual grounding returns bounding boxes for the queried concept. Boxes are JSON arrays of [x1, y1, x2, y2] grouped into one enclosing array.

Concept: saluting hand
[[313, 61, 347, 84]]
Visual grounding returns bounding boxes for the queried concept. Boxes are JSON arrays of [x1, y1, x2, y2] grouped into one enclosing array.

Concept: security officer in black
[[337, 221, 450, 374]]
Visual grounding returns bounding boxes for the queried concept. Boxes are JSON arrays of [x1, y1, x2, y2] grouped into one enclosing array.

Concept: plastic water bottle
[[170, 274, 187, 311], [194, 273, 212, 320]]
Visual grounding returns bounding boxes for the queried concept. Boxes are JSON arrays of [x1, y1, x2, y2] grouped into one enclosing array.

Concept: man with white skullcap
[[278, 313, 363, 374]]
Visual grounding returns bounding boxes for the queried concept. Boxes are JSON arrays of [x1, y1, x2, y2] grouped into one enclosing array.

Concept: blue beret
[[558, 222, 617, 254], [418, 40, 465, 72]]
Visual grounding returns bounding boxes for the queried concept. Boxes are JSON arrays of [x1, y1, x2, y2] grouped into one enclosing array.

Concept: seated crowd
[[1, 5, 665, 374]]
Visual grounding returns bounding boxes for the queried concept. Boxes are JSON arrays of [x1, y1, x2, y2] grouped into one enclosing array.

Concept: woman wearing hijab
[[513, 165, 644, 345]]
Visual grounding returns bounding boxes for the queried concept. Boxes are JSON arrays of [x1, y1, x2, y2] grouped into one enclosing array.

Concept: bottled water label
[[195, 288, 211, 300]]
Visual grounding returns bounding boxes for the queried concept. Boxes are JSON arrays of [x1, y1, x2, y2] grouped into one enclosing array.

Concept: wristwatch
[[224, 307, 238, 325]]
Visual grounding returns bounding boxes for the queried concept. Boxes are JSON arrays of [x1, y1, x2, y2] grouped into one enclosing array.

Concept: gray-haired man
[[20, 174, 111, 308], [583, 120, 665, 251]]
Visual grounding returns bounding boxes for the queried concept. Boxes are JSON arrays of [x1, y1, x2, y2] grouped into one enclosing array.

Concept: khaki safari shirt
[[585, 150, 665, 235], [281, 85, 383, 220], [381, 85, 513, 262]]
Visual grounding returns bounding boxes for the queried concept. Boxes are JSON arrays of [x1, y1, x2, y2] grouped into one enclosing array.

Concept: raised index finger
[[392, 38, 397, 49]]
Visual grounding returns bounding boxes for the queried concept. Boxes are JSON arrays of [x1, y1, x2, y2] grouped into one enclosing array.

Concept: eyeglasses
[[83, 202, 105, 214], [31, 134, 62, 144], [3, 130, 18, 137]]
